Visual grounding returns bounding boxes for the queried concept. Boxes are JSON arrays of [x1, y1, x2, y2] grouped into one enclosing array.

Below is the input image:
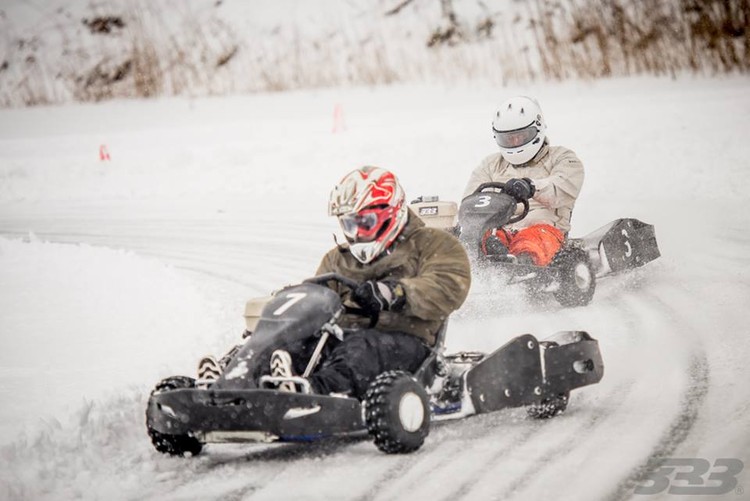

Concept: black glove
[[351, 280, 406, 316], [504, 178, 536, 202]]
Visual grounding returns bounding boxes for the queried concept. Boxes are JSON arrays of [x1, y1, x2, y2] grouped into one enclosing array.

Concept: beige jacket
[[316, 210, 471, 346], [462, 143, 584, 232]]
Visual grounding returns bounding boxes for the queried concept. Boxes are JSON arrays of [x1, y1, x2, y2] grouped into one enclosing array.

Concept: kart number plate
[[419, 206, 439, 216]]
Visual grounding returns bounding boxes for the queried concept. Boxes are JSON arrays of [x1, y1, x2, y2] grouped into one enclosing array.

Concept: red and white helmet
[[329, 166, 408, 264], [492, 96, 547, 165]]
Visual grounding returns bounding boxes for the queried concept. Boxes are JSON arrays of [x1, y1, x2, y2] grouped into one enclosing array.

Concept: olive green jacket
[[316, 210, 471, 345]]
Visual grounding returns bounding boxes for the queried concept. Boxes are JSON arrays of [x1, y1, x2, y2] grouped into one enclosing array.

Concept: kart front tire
[[527, 392, 570, 419], [146, 376, 203, 457], [553, 248, 596, 307], [364, 371, 430, 454]]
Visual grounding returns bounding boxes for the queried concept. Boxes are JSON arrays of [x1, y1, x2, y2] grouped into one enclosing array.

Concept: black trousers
[[309, 329, 430, 399]]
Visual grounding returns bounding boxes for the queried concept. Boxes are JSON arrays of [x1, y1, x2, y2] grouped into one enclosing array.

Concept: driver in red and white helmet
[[329, 166, 410, 265], [271, 166, 471, 399], [463, 96, 585, 266]]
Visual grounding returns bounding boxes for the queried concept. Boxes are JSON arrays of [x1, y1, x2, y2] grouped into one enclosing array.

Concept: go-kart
[[411, 183, 660, 307], [146, 273, 604, 456]]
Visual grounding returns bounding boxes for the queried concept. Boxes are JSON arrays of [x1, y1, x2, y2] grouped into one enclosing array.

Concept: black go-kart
[[413, 182, 660, 307], [146, 273, 604, 456]]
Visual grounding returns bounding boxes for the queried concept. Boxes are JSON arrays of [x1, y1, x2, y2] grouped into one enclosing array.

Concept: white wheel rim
[[398, 392, 425, 432], [573, 263, 591, 290]]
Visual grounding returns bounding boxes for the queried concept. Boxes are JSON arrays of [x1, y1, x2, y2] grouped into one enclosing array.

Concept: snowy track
[[1, 200, 747, 501], [1, 78, 749, 500]]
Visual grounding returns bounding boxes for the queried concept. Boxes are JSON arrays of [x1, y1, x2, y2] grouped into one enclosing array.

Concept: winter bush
[[0, 0, 747, 107]]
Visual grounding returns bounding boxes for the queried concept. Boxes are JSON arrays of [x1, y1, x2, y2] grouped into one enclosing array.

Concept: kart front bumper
[[147, 388, 365, 442]]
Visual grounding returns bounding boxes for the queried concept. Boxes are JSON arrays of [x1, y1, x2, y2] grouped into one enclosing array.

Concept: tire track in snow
[[373, 292, 641, 501], [0, 222, 322, 292], [200, 436, 366, 470], [606, 355, 709, 501], [605, 286, 711, 501], [513, 283, 710, 501], [451, 383, 632, 501], [365, 419, 540, 501], [160, 439, 367, 501], [436, 279, 693, 501], [359, 439, 471, 501]]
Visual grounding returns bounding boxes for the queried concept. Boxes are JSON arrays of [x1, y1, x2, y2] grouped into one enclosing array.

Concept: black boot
[[485, 235, 509, 256]]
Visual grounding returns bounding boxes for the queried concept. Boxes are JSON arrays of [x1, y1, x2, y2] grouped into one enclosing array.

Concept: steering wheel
[[304, 273, 359, 290], [472, 181, 530, 225], [304, 273, 378, 327]]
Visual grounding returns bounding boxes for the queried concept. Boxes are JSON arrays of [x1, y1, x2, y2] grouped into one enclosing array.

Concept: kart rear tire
[[364, 371, 430, 454], [553, 248, 596, 307], [146, 376, 203, 457], [527, 392, 570, 419]]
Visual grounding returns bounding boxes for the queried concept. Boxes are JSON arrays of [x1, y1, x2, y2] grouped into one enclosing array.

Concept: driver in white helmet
[[462, 96, 585, 266]]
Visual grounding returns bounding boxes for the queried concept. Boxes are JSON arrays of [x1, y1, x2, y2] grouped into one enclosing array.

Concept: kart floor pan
[[147, 388, 365, 440]]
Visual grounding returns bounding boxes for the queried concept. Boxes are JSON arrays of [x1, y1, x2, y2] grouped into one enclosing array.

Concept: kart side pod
[[464, 331, 604, 414], [578, 218, 660, 276]]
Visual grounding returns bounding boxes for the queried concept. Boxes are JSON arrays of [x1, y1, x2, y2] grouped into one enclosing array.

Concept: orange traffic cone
[[99, 144, 111, 161], [332, 103, 346, 133]]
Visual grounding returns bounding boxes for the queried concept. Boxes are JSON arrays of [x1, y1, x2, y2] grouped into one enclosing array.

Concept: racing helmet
[[492, 96, 547, 165], [329, 166, 408, 264]]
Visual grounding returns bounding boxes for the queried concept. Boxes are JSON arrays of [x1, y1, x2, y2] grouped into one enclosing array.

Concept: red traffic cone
[[332, 103, 346, 133], [99, 144, 111, 161]]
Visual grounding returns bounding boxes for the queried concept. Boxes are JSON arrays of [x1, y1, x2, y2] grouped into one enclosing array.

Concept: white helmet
[[329, 166, 408, 264], [492, 96, 547, 165]]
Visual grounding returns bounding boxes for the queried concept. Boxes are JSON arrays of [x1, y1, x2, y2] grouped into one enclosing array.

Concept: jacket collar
[[398, 208, 425, 240]]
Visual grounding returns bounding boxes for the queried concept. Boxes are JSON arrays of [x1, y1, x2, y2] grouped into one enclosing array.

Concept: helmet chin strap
[[504, 137, 547, 166], [332, 233, 346, 251]]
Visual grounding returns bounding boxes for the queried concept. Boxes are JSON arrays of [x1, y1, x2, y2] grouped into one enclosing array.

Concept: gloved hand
[[351, 280, 406, 316], [504, 178, 536, 202]]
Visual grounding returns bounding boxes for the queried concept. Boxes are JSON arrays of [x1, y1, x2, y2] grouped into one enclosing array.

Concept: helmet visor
[[494, 123, 539, 148], [339, 206, 393, 243]]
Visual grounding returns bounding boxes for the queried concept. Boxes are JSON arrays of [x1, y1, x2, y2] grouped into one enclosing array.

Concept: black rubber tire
[[552, 247, 596, 307], [146, 376, 203, 457], [364, 371, 430, 454], [527, 392, 570, 419]]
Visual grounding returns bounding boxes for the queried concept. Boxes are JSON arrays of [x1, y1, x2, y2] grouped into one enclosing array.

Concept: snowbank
[[0, 235, 222, 445]]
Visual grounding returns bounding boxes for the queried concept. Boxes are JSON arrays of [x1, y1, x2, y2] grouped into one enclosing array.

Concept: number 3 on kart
[[474, 195, 491, 208], [273, 293, 307, 315]]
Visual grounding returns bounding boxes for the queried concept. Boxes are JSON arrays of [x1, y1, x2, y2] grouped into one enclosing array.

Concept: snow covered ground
[[1, 76, 749, 500]]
